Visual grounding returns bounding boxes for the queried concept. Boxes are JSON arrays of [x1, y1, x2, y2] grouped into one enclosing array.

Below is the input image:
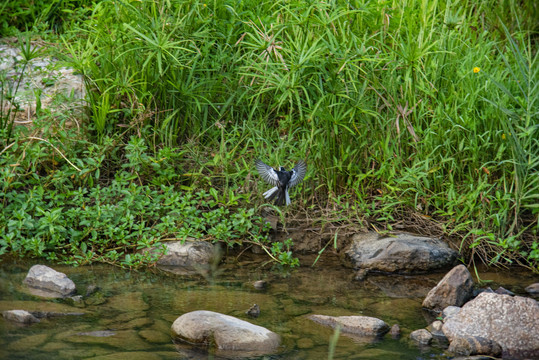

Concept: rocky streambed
[[1, 232, 538, 359]]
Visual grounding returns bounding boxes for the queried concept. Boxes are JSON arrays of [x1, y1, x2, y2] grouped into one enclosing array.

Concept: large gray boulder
[[171, 310, 280, 356], [24, 265, 76, 298], [147, 240, 218, 267], [308, 315, 389, 337], [443, 292, 539, 359], [344, 232, 458, 273], [422, 265, 474, 310]]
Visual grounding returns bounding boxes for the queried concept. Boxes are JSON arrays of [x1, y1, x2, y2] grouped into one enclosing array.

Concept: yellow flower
[[473, 67, 480, 73], [203, 3, 207, 6], [502, 133, 506, 140]]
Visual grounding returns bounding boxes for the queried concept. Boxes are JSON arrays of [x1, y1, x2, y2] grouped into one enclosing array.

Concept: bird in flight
[[255, 159, 307, 206]]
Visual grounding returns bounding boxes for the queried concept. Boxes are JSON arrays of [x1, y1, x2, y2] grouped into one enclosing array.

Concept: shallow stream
[[0, 253, 537, 359]]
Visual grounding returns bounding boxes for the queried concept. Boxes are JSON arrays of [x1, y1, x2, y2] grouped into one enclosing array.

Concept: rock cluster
[[409, 264, 539, 359]]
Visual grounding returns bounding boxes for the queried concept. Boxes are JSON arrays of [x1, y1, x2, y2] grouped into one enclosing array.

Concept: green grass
[[0, 0, 537, 271]]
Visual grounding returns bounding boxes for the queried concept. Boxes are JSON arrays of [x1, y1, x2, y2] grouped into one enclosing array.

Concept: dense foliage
[[1, 0, 537, 271]]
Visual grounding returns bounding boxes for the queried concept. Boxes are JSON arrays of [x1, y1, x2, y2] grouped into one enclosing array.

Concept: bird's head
[[279, 166, 286, 172]]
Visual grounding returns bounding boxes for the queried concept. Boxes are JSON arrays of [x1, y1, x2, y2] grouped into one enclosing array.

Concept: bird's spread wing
[[255, 159, 280, 186], [289, 160, 307, 188]]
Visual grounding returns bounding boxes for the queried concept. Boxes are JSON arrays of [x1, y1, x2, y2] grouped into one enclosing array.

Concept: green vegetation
[[1, 0, 537, 271]]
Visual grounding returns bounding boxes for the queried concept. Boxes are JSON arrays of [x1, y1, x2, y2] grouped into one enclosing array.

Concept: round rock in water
[[171, 310, 280, 355], [442, 292, 539, 359], [23, 265, 76, 297]]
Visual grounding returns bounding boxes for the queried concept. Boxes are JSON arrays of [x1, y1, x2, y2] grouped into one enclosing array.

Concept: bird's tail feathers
[[265, 187, 287, 206], [263, 187, 279, 199], [285, 190, 291, 206]]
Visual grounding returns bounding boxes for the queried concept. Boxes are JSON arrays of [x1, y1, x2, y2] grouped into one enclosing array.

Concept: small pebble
[[246, 304, 260, 318], [253, 280, 267, 290]]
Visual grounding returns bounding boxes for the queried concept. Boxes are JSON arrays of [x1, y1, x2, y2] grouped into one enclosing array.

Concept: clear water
[[0, 254, 536, 359]]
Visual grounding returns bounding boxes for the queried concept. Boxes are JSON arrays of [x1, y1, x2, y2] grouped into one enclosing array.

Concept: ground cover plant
[[1, 0, 537, 271]]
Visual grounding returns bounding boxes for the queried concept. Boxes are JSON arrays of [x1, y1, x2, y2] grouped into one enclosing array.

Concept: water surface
[[0, 254, 536, 359]]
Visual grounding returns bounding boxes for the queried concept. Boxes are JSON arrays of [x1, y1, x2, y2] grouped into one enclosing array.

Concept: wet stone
[[473, 287, 494, 297], [428, 320, 444, 337], [245, 304, 260, 318], [30, 311, 85, 318], [345, 232, 458, 273], [494, 286, 514, 296], [443, 292, 539, 359], [422, 265, 474, 311], [308, 315, 389, 337], [253, 280, 268, 289], [368, 275, 436, 298], [86, 296, 107, 306], [23, 265, 76, 298], [172, 310, 281, 355], [66, 295, 85, 307], [146, 240, 218, 267], [390, 324, 401, 339], [2, 310, 40, 324], [77, 330, 116, 337], [410, 329, 432, 345], [448, 336, 503, 357], [525, 282, 539, 295]]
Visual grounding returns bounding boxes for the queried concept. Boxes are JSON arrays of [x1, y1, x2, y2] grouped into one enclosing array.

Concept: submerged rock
[[422, 265, 474, 311], [171, 310, 280, 355], [2, 310, 40, 324], [368, 274, 436, 298], [344, 232, 457, 274], [23, 265, 76, 298], [390, 324, 401, 339], [443, 292, 539, 359], [308, 314, 389, 337], [77, 330, 116, 337]]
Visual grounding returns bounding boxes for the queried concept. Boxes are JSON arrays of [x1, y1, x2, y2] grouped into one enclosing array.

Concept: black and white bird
[[255, 159, 307, 206]]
